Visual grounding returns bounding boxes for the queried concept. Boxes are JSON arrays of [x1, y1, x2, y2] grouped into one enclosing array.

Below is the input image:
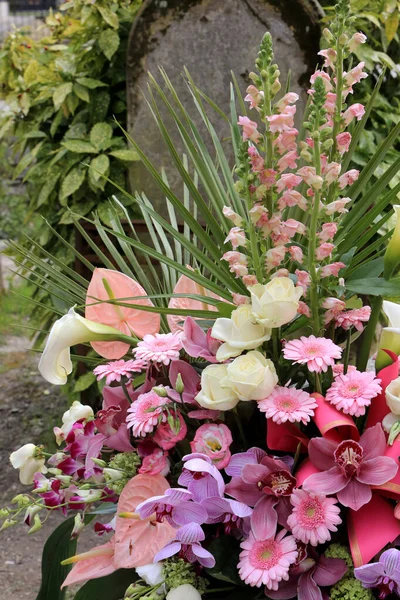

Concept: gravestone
[[126, 0, 323, 214]]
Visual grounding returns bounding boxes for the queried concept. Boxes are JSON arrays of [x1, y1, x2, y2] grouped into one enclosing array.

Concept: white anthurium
[[211, 304, 271, 362], [166, 584, 202, 600], [10, 443, 47, 485], [376, 301, 400, 371], [249, 277, 303, 328], [38, 307, 132, 385]]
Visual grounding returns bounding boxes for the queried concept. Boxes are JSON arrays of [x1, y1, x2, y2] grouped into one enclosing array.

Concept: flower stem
[[357, 296, 382, 372], [233, 407, 247, 449], [343, 329, 352, 374]]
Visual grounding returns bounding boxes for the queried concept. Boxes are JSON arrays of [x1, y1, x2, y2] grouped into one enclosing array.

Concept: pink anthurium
[[62, 474, 176, 588], [85, 268, 160, 359], [167, 274, 223, 333]]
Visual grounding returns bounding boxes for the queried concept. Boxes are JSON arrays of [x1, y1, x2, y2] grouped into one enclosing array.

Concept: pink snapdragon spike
[[85, 268, 160, 359], [303, 423, 398, 511], [167, 275, 222, 333]]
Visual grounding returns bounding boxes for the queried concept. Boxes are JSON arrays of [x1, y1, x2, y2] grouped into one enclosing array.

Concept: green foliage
[[72, 569, 136, 600]]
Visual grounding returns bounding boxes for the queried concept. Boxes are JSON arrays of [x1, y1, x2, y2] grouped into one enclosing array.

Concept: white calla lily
[[376, 301, 400, 370], [38, 307, 131, 385]]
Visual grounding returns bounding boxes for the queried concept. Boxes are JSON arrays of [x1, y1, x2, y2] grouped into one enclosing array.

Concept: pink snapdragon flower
[[348, 32, 367, 52], [276, 174, 302, 192], [323, 297, 346, 324], [283, 335, 342, 373], [324, 161, 341, 185], [316, 242, 335, 261], [343, 103, 365, 125], [336, 132, 352, 154], [298, 301, 310, 317], [93, 359, 146, 385], [259, 168, 278, 188], [324, 197, 351, 215], [319, 262, 346, 278], [303, 424, 398, 511], [133, 333, 182, 366], [190, 424, 233, 470], [310, 70, 332, 91], [223, 251, 248, 278], [258, 386, 317, 425], [318, 222, 337, 242], [318, 48, 337, 69], [224, 227, 247, 249], [325, 370, 381, 417], [267, 112, 295, 133], [278, 190, 308, 211], [334, 306, 372, 332], [245, 85, 264, 110], [248, 146, 265, 172], [238, 116, 261, 142], [222, 206, 243, 226], [126, 391, 169, 437], [344, 62, 368, 87], [297, 166, 323, 190], [274, 128, 298, 154], [243, 274, 258, 286], [288, 246, 303, 263], [277, 151, 298, 172], [266, 246, 286, 272], [287, 489, 341, 546], [295, 270, 311, 291], [275, 92, 299, 112]]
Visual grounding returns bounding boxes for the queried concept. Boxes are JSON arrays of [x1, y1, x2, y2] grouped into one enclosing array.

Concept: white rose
[[38, 307, 125, 385], [249, 277, 302, 328], [60, 400, 94, 438], [10, 443, 47, 485], [211, 304, 271, 362], [136, 562, 164, 586], [225, 350, 278, 401], [167, 584, 202, 600], [195, 364, 240, 411]]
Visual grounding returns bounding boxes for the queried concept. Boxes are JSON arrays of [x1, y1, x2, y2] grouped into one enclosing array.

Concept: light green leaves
[[73, 83, 90, 103], [99, 29, 120, 60], [76, 77, 108, 89], [89, 154, 110, 190], [62, 139, 97, 153], [109, 148, 139, 161], [90, 122, 113, 151], [53, 82, 73, 109], [97, 6, 119, 29], [60, 166, 86, 201]]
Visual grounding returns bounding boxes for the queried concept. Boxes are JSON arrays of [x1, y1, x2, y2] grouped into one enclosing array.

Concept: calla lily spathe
[[376, 301, 400, 370], [38, 307, 129, 385]]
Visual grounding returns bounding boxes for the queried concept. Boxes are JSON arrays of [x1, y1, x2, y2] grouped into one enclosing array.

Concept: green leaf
[[53, 82, 73, 109], [50, 109, 64, 138], [346, 277, 400, 296], [62, 139, 98, 153], [98, 29, 120, 60], [386, 10, 399, 43], [76, 77, 108, 89], [72, 569, 135, 600], [73, 371, 96, 392], [73, 83, 90, 103], [90, 122, 113, 151], [89, 154, 110, 190], [109, 148, 139, 161], [37, 173, 61, 207], [35, 517, 77, 600], [60, 166, 86, 201], [90, 91, 110, 123], [96, 6, 119, 28], [347, 258, 384, 281], [206, 535, 242, 585]]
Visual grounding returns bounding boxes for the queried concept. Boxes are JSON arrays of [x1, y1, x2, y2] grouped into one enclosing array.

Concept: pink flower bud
[[338, 169, 359, 190], [319, 262, 345, 278], [318, 222, 337, 242], [224, 227, 247, 249], [342, 103, 365, 126], [336, 132, 352, 154], [237, 116, 261, 143], [316, 242, 335, 260]]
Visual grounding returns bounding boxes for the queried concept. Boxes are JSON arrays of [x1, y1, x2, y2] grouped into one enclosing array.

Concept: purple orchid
[[268, 548, 347, 600], [154, 522, 216, 568], [355, 548, 400, 598], [168, 360, 201, 405], [181, 317, 220, 363], [178, 454, 225, 501], [95, 385, 134, 452], [54, 420, 105, 479], [303, 423, 398, 511], [200, 496, 252, 537], [136, 487, 207, 527]]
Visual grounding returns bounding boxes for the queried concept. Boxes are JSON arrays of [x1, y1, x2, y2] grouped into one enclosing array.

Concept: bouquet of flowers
[[5, 1, 400, 598]]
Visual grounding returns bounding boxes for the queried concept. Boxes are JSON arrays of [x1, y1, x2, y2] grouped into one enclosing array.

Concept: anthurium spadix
[[384, 206, 400, 279], [38, 307, 135, 385], [376, 301, 400, 370]]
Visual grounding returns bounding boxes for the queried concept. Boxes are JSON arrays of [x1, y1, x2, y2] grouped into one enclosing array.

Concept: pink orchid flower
[[85, 268, 160, 359]]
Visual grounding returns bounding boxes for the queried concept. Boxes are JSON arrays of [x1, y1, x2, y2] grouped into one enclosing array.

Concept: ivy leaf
[[62, 140, 98, 153], [53, 82, 73, 109], [73, 371, 96, 393], [76, 77, 108, 89], [108, 148, 139, 161], [73, 83, 90, 102], [60, 166, 86, 202], [96, 6, 119, 29], [98, 29, 120, 60], [90, 123, 113, 151]]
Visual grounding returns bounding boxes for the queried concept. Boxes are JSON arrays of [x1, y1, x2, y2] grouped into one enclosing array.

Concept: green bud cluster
[[162, 558, 208, 595], [106, 452, 141, 495], [325, 543, 353, 568], [330, 575, 374, 600]]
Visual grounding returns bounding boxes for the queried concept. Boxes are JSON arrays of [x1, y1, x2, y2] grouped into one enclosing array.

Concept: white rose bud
[[212, 304, 271, 362], [225, 350, 278, 401], [195, 364, 240, 411], [166, 584, 202, 600], [60, 400, 94, 438], [249, 277, 302, 328], [10, 443, 47, 485]]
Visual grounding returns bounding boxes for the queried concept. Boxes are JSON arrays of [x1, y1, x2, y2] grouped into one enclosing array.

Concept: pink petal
[[86, 268, 160, 359], [167, 275, 220, 333], [357, 456, 399, 485], [251, 496, 278, 540], [303, 466, 348, 495], [298, 572, 321, 600], [359, 423, 386, 460], [242, 463, 270, 485], [308, 438, 337, 471], [61, 541, 115, 588], [313, 556, 348, 586], [337, 478, 372, 511]]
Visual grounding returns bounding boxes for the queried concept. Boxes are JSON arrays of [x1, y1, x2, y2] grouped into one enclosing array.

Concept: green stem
[[314, 372, 322, 394], [245, 175, 263, 282], [233, 407, 248, 450], [357, 296, 383, 372], [121, 379, 132, 404], [262, 83, 274, 217], [308, 136, 322, 335], [343, 329, 351, 374]]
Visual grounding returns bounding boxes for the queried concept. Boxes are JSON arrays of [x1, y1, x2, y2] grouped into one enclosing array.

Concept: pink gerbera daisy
[[126, 391, 170, 437], [283, 335, 342, 373], [93, 358, 147, 385], [326, 370, 382, 417], [334, 306, 371, 332], [287, 489, 342, 546], [133, 333, 182, 366], [238, 529, 298, 590], [258, 386, 318, 425]]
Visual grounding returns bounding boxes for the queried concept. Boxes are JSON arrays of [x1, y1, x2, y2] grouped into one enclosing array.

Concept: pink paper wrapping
[[373, 438, 400, 499], [312, 393, 359, 441], [366, 349, 399, 428], [266, 420, 308, 453], [348, 493, 400, 566], [294, 458, 319, 486]]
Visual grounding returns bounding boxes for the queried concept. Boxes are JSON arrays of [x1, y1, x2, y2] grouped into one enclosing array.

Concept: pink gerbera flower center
[[249, 539, 282, 570], [297, 497, 325, 527], [334, 439, 363, 477]]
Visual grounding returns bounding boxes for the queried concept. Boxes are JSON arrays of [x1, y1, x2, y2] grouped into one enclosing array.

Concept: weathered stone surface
[[127, 0, 323, 213]]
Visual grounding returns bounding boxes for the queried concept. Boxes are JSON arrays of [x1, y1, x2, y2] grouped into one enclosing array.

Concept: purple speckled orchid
[[355, 548, 400, 598], [136, 487, 207, 527], [181, 317, 220, 363], [178, 454, 225, 501], [268, 548, 347, 600], [50, 420, 105, 480], [154, 522, 216, 568], [167, 359, 201, 405], [200, 496, 252, 537], [303, 423, 398, 511]]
